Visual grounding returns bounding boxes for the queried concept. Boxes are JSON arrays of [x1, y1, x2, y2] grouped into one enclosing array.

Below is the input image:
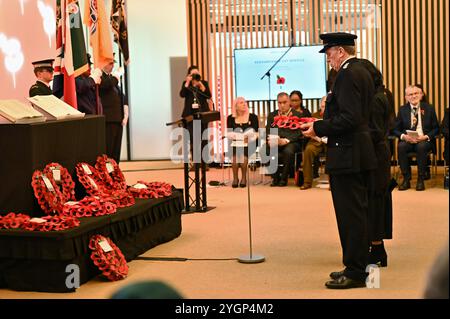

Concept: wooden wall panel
[[186, 0, 449, 161]]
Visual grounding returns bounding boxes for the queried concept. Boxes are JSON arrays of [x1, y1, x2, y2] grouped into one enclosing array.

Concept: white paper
[[82, 164, 93, 175], [192, 103, 199, 109], [52, 169, 61, 182], [132, 183, 148, 189], [106, 163, 114, 173], [406, 130, 420, 138], [29, 218, 46, 224], [99, 240, 113, 253], [42, 176, 54, 192]]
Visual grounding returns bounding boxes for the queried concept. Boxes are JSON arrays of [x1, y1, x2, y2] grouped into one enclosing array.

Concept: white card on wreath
[[42, 176, 55, 192], [65, 201, 78, 206], [106, 162, 114, 173], [82, 164, 93, 175], [133, 183, 148, 189], [29, 218, 46, 224], [99, 240, 114, 253], [52, 169, 61, 182]]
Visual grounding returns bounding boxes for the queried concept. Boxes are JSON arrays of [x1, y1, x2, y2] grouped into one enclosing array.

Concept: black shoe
[[232, 181, 239, 188], [416, 179, 425, 191], [424, 168, 431, 180], [270, 179, 279, 187], [325, 276, 366, 289], [329, 270, 345, 280], [398, 179, 411, 191], [239, 182, 246, 188], [278, 180, 287, 187], [369, 246, 388, 267]]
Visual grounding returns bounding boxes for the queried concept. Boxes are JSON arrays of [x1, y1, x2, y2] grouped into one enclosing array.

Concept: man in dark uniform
[[99, 59, 129, 163], [266, 92, 303, 187], [76, 54, 102, 115], [29, 59, 54, 97], [301, 32, 377, 289]]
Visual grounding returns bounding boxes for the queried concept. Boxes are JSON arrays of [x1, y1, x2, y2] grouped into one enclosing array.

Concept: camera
[[191, 73, 201, 81]]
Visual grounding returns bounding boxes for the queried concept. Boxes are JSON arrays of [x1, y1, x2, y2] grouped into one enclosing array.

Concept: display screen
[[234, 45, 327, 101]]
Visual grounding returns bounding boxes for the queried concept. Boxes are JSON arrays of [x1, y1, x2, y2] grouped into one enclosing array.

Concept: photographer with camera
[[180, 65, 212, 118]]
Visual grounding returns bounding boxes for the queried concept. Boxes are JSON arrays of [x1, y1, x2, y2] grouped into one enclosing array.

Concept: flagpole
[[117, 51, 131, 161]]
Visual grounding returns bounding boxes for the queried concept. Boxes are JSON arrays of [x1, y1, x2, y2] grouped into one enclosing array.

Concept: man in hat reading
[[301, 32, 377, 289], [29, 59, 55, 97]]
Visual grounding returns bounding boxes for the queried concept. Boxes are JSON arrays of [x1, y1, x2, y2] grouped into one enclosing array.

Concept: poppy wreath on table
[[128, 181, 173, 199], [31, 170, 66, 214], [76, 163, 135, 208], [62, 196, 117, 218], [272, 116, 316, 130], [43, 163, 76, 202], [95, 155, 127, 191], [75, 162, 107, 196], [21, 215, 80, 232], [0, 213, 30, 229], [89, 235, 129, 281]]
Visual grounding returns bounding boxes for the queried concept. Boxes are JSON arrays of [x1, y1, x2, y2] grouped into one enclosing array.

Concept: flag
[[53, 0, 89, 109], [84, 0, 114, 69], [111, 0, 130, 65]]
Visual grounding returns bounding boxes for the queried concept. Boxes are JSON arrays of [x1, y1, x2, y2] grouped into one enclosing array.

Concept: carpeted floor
[[1, 163, 448, 299]]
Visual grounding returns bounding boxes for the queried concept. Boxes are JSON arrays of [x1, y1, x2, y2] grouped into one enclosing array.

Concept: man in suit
[[76, 54, 102, 115], [392, 85, 439, 191], [266, 92, 303, 187], [301, 32, 377, 289], [29, 59, 54, 97], [99, 60, 129, 163]]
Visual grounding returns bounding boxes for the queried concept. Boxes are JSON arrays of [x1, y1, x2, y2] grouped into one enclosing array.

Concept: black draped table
[[0, 115, 106, 217], [0, 191, 184, 293]]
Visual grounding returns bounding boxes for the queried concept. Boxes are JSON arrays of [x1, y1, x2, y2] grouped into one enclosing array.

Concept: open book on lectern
[[27, 95, 85, 120], [0, 100, 46, 124]]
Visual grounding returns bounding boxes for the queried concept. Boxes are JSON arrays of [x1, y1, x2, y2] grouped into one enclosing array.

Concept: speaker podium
[[167, 111, 220, 213]]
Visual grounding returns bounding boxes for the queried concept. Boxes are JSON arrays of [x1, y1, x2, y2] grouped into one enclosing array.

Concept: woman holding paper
[[226, 97, 259, 188]]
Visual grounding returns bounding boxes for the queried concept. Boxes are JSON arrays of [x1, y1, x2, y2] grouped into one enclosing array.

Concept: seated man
[[393, 85, 439, 191], [266, 92, 303, 187], [300, 96, 327, 190]]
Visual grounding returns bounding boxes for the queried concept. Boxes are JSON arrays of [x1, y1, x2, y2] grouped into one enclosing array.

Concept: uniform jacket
[[76, 76, 99, 114], [99, 72, 127, 123], [314, 57, 377, 175], [29, 81, 53, 97]]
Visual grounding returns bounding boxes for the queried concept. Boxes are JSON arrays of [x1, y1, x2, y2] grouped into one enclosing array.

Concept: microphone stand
[[238, 164, 265, 264], [260, 46, 294, 101]]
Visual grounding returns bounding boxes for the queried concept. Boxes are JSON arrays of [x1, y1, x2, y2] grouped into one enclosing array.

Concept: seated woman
[[289, 90, 312, 118], [226, 97, 259, 188]]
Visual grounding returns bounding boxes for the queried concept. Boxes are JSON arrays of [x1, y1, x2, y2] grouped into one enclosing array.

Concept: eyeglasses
[[406, 92, 421, 97]]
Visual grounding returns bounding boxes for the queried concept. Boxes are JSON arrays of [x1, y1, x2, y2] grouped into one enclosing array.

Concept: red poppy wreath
[[89, 235, 129, 281]]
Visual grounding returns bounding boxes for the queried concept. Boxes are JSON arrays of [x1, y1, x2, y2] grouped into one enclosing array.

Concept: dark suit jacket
[[99, 72, 127, 123], [442, 108, 449, 162], [29, 81, 53, 97], [266, 109, 303, 144], [392, 102, 439, 151], [314, 58, 377, 175]]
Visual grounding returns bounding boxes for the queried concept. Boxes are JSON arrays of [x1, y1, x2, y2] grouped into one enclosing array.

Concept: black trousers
[[272, 142, 300, 181], [106, 122, 123, 164], [329, 172, 370, 282], [398, 140, 432, 180]]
